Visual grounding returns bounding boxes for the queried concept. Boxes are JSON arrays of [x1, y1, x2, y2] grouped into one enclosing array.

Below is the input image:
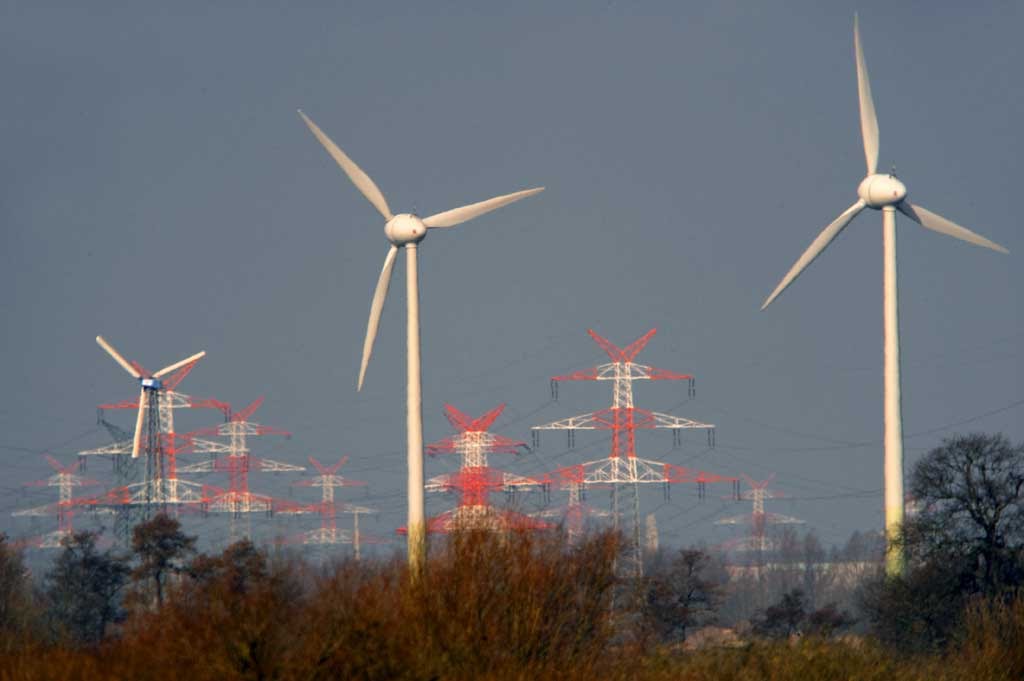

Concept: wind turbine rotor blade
[[132, 389, 147, 459], [153, 351, 206, 378], [298, 110, 393, 221], [854, 15, 879, 175], [762, 200, 866, 310], [898, 201, 1009, 254], [421, 187, 544, 228], [358, 245, 400, 391], [96, 336, 142, 378]]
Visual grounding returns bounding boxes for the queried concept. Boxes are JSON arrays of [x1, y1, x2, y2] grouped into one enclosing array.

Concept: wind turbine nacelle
[[857, 174, 907, 208], [140, 378, 162, 389], [385, 214, 427, 246]]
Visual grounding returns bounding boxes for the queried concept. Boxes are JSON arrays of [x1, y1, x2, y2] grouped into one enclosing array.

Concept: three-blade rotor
[[299, 111, 544, 390], [761, 15, 1008, 310], [95, 336, 206, 459]]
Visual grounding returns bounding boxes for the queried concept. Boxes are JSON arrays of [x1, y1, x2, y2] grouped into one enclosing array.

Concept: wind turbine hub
[[384, 213, 427, 246], [140, 377, 163, 389], [858, 174, 907, 208]]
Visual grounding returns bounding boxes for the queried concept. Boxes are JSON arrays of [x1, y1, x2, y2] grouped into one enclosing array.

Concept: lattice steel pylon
[[426, 404, 541, 492], [533, 464, 610, 542], [12, 455, 103, 549], [95, 432, 225, 544], [532, 328, 724, 576], [408, 466, 550, 534], [417, 403, 547, 534], [715, 474, 803, 560], [289, 456, 377, 559], [178, 397, 303, 543]]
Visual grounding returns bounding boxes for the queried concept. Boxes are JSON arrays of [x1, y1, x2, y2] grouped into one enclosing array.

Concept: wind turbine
[[761, 16, 1008, 575], [95, 336, 206, 459], [298, 110, 543, 570]]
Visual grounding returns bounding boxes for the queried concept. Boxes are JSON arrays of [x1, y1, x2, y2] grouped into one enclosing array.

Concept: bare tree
[[905, 433, 1024, 592], [861, 433, 1024, 651]]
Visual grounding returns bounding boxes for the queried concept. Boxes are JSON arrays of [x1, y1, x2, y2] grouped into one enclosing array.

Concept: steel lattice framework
[[715, 474, 803, 556], [409, 466, 551, 534], [533, 464, 610, 542], [532, 329, 729, 576], [96, 432, 222, 515], [86, 340, 227, 542], [405, 404, 548, 534], [12, 455, 104, 549], [178, 397, 303, 542], [426, 404, 542, 494], [288, 456, 378, 559]]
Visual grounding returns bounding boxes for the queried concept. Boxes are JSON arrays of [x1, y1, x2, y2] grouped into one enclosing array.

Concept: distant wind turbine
[[761, 16, 1008, 575], [95, 336, 205, 460], [299, 110, 543, 570]]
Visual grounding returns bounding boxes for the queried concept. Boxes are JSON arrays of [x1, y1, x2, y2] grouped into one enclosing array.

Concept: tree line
[[0, 432, 1022, 679]]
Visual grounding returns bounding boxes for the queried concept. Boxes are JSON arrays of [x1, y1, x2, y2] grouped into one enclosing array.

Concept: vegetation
[[2, 433, 1023, 680], [860, 433, 1024, 652], [43, 531, 129, 645]]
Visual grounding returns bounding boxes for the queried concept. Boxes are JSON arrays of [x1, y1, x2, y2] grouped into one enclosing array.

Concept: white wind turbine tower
[[299, 111, 544, 570], [761, 16, 1009, 575]]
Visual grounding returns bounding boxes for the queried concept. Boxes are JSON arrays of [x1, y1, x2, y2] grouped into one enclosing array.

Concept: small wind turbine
[[298, 111, 543, 569], [761, 16, 1008, 575], [95, 336, 206, 459]]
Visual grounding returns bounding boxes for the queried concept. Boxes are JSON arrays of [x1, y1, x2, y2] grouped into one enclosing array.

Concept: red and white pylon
[[12, 455, 104, 549], [407, 466, 550, 534], [288, 456, 379, 559], [532, 329, 727, 575], [401, 404, 547, 535], [179, 397, 303, 542], [533, 464, 610, 542], [96, 432, 222, 521], [715, 474, 803, 556], [426, 404, 541, 494]]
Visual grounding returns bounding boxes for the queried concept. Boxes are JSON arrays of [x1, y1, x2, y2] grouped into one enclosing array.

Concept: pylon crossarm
[[250, 457, 305, 473], [178, 460, 218, 473], [189, 437, 233, 454], [425, 474, 455, 493], [12, 503, 57, 517], [78, 441, 133, 456], [553, 361, 692, 384], [649, 411, 715, 429], [579, 456, 673, 484], [532, 412, 603, 431], [99, 390, 229, 415], [206, 491, 273, 513], [119, 478, 208, 505], [198, 422, 291, 438], [500, 471, 546, 490], [273, 501, 317, 515]]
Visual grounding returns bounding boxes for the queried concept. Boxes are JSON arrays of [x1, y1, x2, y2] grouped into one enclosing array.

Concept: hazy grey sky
[[2, 1, 1020, 555]]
